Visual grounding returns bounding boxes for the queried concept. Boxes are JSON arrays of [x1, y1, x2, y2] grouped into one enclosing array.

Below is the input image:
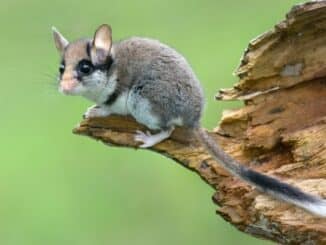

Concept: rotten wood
[[73, 1, 326, 244]]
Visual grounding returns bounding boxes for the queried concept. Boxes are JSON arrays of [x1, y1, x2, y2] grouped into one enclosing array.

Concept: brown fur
[[63, 39, 90, 72]]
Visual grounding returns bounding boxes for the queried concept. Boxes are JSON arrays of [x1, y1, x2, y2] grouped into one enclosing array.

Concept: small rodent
[[52, 24, 326, 217]]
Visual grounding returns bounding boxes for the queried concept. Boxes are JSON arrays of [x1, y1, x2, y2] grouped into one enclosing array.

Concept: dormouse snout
[[60, 78, 79, 94], [59, 66, 80, 94]]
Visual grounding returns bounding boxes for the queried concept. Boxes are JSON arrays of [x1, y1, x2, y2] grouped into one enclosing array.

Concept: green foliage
[[0, 0, 301, 244]]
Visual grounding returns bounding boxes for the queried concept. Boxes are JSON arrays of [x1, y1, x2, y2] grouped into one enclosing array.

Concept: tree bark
[[73, 1, 326, 244]]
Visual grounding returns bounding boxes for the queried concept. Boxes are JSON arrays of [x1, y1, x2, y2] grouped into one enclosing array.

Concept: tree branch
[[73, 1, 326, 244]]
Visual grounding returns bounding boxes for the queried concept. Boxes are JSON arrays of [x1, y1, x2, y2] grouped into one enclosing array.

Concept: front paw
[[83, 105, 111, 119]]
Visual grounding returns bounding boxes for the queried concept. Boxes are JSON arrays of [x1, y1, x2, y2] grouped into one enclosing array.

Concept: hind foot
[[134, 127, 174, 148]]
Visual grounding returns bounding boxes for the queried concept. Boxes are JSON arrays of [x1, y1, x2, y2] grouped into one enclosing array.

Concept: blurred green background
[[0, 0, 302, 244]]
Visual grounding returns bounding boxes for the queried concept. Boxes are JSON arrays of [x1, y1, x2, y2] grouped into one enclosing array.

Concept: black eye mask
[[85, 42, 114, 72], [74, 57, 113, 81], [77, 59, 94, 76], [59, 60, 65, 78], [93, 57, 113, 71]]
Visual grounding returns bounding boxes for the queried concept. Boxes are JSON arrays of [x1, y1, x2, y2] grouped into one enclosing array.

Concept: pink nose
[[60, 79, 78, 92]]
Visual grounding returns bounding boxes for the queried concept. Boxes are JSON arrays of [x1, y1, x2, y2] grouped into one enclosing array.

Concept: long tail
[[197, 128, 326, 217]]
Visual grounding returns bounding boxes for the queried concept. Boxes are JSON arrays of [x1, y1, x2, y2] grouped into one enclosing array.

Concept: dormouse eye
[[59, 63, 65, 74], [77, 60, 94, 76]]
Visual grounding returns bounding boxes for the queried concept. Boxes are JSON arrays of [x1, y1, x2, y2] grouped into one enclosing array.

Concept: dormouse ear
[[91, 24, 112, 65], [52, 26, 69, 56]]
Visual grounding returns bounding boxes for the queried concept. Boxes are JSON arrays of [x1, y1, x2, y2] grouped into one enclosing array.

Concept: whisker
[[32, 69, 61, 97]]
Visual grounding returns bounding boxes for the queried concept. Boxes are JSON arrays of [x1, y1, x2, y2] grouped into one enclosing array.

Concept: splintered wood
[[74, 1, 326, 244]]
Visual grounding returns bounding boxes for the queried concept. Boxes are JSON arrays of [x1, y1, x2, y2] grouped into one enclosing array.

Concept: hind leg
[[127, 80, 183, 148], [134, 127, 174, 148]]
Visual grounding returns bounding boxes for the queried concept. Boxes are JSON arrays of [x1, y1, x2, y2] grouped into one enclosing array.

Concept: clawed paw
[[83, 105, 110, 119], [134, 130, 156, 148], [134, 128, 174, 148]]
